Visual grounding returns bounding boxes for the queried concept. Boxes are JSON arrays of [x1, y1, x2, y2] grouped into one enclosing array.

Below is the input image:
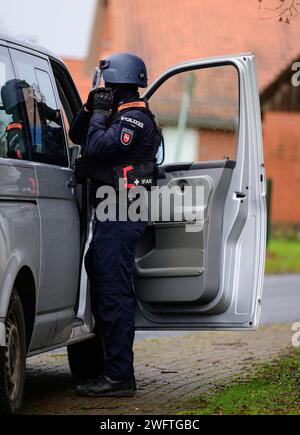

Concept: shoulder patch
[[121, 116, 144, 129], [121, 128, 134, 146]]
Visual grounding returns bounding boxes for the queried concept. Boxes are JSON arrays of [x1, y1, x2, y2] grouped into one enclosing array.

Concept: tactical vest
[[75, 103, 162, 190]]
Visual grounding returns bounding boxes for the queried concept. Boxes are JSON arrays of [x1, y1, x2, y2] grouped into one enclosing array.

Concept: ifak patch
[[121, 128, 134, 146]]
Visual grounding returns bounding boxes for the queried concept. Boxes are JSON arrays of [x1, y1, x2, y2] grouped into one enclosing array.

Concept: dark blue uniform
[[70, 100, 157, 381]]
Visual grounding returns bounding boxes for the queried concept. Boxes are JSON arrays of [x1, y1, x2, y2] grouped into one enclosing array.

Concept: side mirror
[[69, 144, 81, 168]]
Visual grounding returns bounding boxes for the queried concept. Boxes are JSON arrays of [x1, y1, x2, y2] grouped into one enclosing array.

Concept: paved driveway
[[21, 274, 300, 415], [23, 324, 294, 415]]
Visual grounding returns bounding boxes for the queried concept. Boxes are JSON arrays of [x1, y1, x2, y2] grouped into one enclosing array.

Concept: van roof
[[0, 32, 64, 64]]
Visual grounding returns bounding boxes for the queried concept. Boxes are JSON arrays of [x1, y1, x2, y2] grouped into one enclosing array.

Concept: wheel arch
[[0, 264, 37, 352], [14, 267, 37, 351]]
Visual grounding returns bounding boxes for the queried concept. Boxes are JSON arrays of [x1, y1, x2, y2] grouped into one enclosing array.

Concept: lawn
[[265, 239, 300, 274], [179, 349, 300, 415]]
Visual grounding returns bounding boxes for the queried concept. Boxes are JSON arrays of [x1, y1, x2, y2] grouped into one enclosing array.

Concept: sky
[[0, 0, 96, 58]]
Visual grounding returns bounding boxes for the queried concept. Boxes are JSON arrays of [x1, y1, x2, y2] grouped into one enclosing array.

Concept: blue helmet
[[100, 53, 148, 88]]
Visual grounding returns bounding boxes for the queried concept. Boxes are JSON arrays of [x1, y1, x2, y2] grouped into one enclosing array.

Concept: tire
[[67, 335, 104, 382], [0, 290, 26, 415]]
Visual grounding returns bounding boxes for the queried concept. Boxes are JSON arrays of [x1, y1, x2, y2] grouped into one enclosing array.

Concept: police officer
[[1, 79, 61, 159], [69, 53, 160, 397], [1, 79, 31, 160]]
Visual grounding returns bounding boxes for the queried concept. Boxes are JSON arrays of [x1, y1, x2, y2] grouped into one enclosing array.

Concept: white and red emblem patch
[[121, 128, 134, 146]]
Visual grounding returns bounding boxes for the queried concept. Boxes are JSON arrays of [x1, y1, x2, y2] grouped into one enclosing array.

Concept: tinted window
[[12, 51, 68, 167], [0, 47, 30, 161]]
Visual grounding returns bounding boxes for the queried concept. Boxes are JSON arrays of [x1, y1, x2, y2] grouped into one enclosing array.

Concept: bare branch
[[258, 0, 300, 23]]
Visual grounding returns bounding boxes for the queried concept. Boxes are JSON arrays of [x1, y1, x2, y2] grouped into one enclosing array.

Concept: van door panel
[[134, 54, 266, 330], [135, 163, 234, 305], [34, 164, 80, 312]]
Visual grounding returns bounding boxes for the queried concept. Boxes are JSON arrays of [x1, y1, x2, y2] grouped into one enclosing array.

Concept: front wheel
[[0, 290, 26, 415], [67, 335, 104, 382]]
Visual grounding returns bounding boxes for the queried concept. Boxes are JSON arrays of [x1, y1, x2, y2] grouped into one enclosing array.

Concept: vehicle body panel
[[0, 32, 266, 354], [0, 34, 83, 350]]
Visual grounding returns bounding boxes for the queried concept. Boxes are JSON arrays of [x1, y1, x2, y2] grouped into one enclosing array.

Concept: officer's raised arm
[[85, 112, 118, 159]]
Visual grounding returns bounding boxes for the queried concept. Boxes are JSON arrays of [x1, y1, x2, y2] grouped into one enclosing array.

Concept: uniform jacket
[[69, 98, 159, 188]]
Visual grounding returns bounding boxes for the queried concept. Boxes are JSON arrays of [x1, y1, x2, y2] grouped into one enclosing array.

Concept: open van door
[[134, 53, 266, 330]]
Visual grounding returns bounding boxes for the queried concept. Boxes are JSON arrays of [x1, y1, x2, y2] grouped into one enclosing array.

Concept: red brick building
[[64, 0, 300, 224], [261, 58, 300, 225]]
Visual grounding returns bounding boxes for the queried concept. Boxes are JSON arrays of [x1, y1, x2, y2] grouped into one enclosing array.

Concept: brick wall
[[263, 111, 300, 224], [197, 130, 237, 162], [197, 112, 300, 224]]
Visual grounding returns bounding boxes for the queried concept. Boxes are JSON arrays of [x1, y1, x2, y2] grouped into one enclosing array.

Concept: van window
[[0, 47, 30, 161], [11, 50, 68, 167], [149, 65, 239, 164]]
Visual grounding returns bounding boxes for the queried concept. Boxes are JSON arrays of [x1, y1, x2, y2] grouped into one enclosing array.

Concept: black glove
[[85, 87, 114, 113]]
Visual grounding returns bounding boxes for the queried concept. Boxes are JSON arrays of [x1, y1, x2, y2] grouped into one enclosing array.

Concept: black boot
[[76, 375, 136, 397]]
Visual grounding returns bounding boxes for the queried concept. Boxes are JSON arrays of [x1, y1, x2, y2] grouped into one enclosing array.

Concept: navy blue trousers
[[85, 218, 147, 380]]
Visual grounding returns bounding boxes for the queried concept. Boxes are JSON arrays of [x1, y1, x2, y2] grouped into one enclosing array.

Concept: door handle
[[234, 191, 247, 200]]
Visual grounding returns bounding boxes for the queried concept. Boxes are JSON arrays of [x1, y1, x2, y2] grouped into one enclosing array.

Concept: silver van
[[0, 33, 266, 414]]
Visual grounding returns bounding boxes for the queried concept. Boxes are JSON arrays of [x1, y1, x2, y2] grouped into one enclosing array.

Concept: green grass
[[265, 239, 300, 274], [179, 349, 300, 415]]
